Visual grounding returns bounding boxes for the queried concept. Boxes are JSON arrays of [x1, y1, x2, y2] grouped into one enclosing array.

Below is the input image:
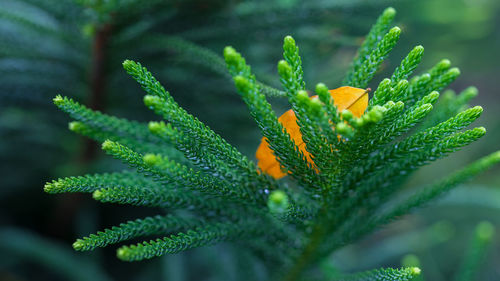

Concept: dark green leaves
[[46, 7, 498, 281]]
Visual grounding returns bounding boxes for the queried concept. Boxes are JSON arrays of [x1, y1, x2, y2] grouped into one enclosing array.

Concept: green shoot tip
[[122, 59, 136, 70], [148, 121, 164, 134], [336, 122, 353, 137], [367, 107, 384, 123], [428, 91, 440, 99], [284, 35, 296, 45], [223, 46, 240, 63], [310, 97, 323, 109], [234, 76, 252, 93], [449, 67, 460, 76], [411, 267, 421, 275], [72, 239, 85, 251], [389, 26, 401, 34], [296, 90, 309, 101], [471, 105, 483, 112], [268, 190, 289, 214], [92, 190, 103, 200], [277, 60, 292, 78], [43, 181, 61, 193], [310, 97, 323, 106], [143, 154, 160, 166], [439, 59, 451, 68], [315, 83, 328, 94], [341, 110, 354, 121], [101, 140, 114, 151], [117, 247, 132, 261], [223, 46, 236, 55], [53, 95, 64, 105], [462, 86, 478, 100], [68, 121, 84, 132], [383, 7, 396, 17], [475, 126, 486, 134], [269, 190, 287, 204], [143, 95, 159, 107]]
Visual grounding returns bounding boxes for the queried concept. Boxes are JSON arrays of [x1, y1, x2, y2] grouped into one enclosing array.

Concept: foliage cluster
[[43, 7, 500, 281]]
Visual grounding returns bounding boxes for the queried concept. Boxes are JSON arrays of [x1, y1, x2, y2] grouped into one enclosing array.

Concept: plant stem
[[82, 23, 112, 162], [283, 208, 328, 281]]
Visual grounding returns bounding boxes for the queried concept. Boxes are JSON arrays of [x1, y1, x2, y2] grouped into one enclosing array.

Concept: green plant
[[0, 0, 382, 193], [45, 7, 499, 281]]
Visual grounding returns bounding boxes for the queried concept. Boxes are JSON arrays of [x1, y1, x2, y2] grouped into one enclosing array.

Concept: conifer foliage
[[46, 7, 499, 281]]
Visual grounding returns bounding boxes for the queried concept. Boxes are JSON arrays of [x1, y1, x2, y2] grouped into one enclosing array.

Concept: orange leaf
[[256, 86, 369, 179]]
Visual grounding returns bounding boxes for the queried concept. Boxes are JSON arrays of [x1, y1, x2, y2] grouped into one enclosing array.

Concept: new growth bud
[[383, 7, 396, 18], [148, 121, 165, 134], [72, 239, 85, 251], [283, 35, 297, 53], [341, 110, 354, 121], [53, 95, 64, 106], [367, 106, 384, 123], [296, 90, 309, 102], [143, 95, 160, 107], [315, 83, 329, 95], [101, 140, 114, 151], [336, 122, 353, 138], [68, 121, 84, 132], [309, 97, 323, 112], [437, 59, 451, 70], [389, 26, 401, 36], [267, 190, 289, 214], [122, 59, 136, 71], [43, 181, 62, 193], [92, 190, 103, 200], [223, 46, 240, 66], [143, 154, 160, 166], [278, 60, 293, 80], [234, 76, 252, 94]]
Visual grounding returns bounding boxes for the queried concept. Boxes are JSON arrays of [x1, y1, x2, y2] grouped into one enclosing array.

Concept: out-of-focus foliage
[[0, 227, 111, 281]]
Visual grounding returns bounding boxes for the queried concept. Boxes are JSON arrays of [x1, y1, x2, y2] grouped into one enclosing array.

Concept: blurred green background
[[1, 0, 499, 280]]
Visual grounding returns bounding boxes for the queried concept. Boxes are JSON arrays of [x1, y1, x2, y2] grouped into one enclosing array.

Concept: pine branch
[[44, 7, 499, 280], [224, 46, 319, 190], [44, 171, 156, 194], [148, 121, 246, 184], [343, 7, 396, 86], [92, 185, 222, 212], [53, 95, 180, 156], [420, 87, 478, 129], [123, 60, 273, 192], [384, 151, 500, 220], [73, 215, 204, 251], [346, 26, 401, 89], [116, 222, 250, 261], [390, 45, 425, 85], [332, 267, 421, 281], [101, 140, 260, 204]]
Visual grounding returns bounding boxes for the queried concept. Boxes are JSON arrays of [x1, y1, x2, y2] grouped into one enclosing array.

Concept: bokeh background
[[1, 0, 499, 280]]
